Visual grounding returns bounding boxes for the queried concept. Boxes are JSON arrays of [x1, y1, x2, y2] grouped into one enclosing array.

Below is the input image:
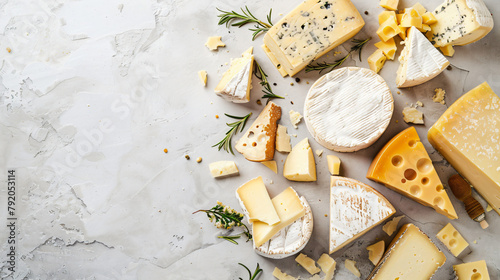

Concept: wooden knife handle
[[463, 196, 484, 220]]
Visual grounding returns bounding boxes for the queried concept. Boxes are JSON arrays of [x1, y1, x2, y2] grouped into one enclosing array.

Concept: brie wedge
[[214, 47, 254, 103]]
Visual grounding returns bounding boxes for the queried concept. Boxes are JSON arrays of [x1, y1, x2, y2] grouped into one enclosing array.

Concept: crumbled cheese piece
[[416, 101, 423, 107], [289, 110, 303, 128], [205, 36, 225, 51], [296, 253, 321, 275], [273, 267, 298, 280], [433, 88, 446, 105], [382, 215, 405, 236], [198, 70, 207, 86], [315, 149, 323, 157], [402, 107, 424, 124], [345, 259, 361, 277], [196, 157, 202, 163], [486, 205, 493, 212]]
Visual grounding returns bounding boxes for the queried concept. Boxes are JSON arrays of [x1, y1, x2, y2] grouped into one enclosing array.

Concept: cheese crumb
[[402, 107, 424, 124], [198, 70, 207, 86], [486, 204, 493, 212], [315, 150, 323, 157], [345, 259, 361, 277], [205, 36, 225, 51], [185, 155, 190, 160], [289, 110, 303, 128], [295, 253, 321, 275], [416, 101, 423, 107], [334, 51, 342, 56], [433, 88, 446, 104], [382, 215, 405, 236], [473, 240, 477, 244], [6, 47, 11, 53]]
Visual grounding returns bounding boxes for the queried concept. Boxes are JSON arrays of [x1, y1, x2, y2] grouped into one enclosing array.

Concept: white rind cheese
[[397, 27, 449, 88], [214, 47, 254, 103], [304, 67, 394, 152]]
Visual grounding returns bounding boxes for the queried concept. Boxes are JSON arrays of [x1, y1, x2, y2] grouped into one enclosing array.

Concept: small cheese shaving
[[317, 253, 336, 280], [205, 36, 225, 51], [366, 241, 385, 265], [416, 101, 423, 107], [486, 205, 493, 212], [289, 110, 303, 128], [315, 149, 323, 157], [382, 215, 405, 236], [402, 107, 424, 124], [272, 267, 298, 280], [433, 88, 446, 104], [345, 259, 361, 277], [296, 253, 321, 275], [198, 70, 207, 86]]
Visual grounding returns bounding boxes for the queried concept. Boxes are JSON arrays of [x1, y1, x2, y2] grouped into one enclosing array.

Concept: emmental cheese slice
[[252, 187, 306, 247], [427, 0, 494, 47], [214, 47, 254, 103], [367, 127, 458, 219], [263, 0, 365, 77], [283, 138, 317, 182], [453, 260, 490, 280], [329, 177, 395, 254], [367, 224, 446, 280], [428, 82, 500, 215], [236, 177, 280, 225], [235, 102, 281, 162]]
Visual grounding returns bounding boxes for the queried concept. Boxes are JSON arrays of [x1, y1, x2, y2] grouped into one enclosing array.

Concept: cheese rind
[[367, 127, 458, 219], [209, 161, 239, 178], [276, 124, 292, 152], [329, 177, 396, 254], [428, 82, 500, 215], [263, 0, 364, 77], [214, 47, 254, 103], [295, 253, 321, 275], [283, 138, 317, 182], [367, 224, 446, 279], [453, 260, 490, 280], [236, 177, 280, 225], [436, 223, 469, 257]]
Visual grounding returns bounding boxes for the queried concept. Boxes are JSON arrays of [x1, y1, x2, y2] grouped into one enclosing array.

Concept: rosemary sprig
[[193, 201, 252, 244], [238, 263, 263, 280], [253, 61, 284, 103], [217, 6, 273, 40], [212, 113, 252, 154], [305, 37, 371, 73]]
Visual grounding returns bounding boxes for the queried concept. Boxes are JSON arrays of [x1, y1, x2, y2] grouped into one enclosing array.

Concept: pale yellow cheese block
[[453, 260, 490, 280], [327, 155, 341, 175], [283, 138, 316, 181], [436, 223, 469, 257], [236, 176, 280, 225], [261, 161, 278, 174]]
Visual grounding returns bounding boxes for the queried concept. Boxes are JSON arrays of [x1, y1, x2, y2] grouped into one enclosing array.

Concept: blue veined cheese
[[263, 0, 365, 77], [427, 0, 494, 47]]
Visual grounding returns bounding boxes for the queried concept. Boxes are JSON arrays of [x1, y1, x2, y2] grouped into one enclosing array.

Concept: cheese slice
[[327, 155, 341, 175], [396, 26, 449, 88], [296, 253, 321, 275], [276, 124, 292, 152], [235, 101, 281, 161], [261, 161, 278, 174], [329, 177, 395, 254], [427, 0, 494, 47], [367, 224, 446, 280], [453, 260, 490, 280], [436, 223, 469, 257], [214, 47, 254, 103], [255, 196, 313, 259], [304, 67, 393, 152], [263, 0, 364, 77], [252, 187, 306, 247], [208, 161, 239, 178], [317, 254, 336, 280], [366, 241, 385, 266], [367, 127, 458, 219], [428, 82, 500, 215], [236, 177, 280, 225], [283, 138, 317, 182]]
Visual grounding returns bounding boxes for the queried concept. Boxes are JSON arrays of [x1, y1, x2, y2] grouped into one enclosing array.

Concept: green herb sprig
[[193, 201, 252, 244], [238, 263, 263, 280], [217, 6, 273, 40], [212, 113, 252, 154], [253, 61, 284, 103], [305, 37, 371, 73]]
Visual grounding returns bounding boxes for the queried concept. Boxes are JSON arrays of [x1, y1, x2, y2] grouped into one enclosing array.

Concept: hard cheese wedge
[[367, 127, 458, 219], [236, 177, 280, 225], [396, 26, 449, 88], [235, 101, 281, 161], [329, 177, 395, 254], [427, 0, 494, 47], [453, 260, 490, 280], [214, 47, 254, 103], [367, 223, 446, 280], [252, 187, 306, 247], [283, 138, 317, 182], [263, 0, 364, 77], [428, 82, 500, 215]]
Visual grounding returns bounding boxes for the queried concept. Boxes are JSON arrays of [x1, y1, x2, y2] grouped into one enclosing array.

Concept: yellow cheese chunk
[[276, 124, 292, 152], [428, 82, 500, 215], [417, 24, 431, 33], [295, 253, 321, 275], [236, 176, 280, 225], [198, 70, 207, 86], [327, 155, 341, 175], [368, 49, 387, 74], [317, 254, 336, 280], [398, 25, 407, 40], [366, 241, 385, 266], [411, 2, 427, 15], [422, 12, 437, 25], [400, 8, 422, 28], [440, 45, 455, 57], [377, 16, 400, 42], [432, 88, 446, 105], [252, 187, 306, 247], [261, 161, 278, 174], [283, 138, 317, 182], [453, 260, 490, 280], [289, 110, 302, 129], [367, 127, 458, 219], [402, 107, 424, 124], [396, 13, 403, 24], [374, 38, 397, 60], [209, 161, 239, 178], [382, 215, 405, 236], [367, 224, 446, 279], [486, 204, 493, 212], [436, 223, 469, 257], [205, 36, 225, 51], [345, 259, 361, 277], [378, 11, 397, 25], [380, 0, 398, 11], [273, 267, 298, 280]]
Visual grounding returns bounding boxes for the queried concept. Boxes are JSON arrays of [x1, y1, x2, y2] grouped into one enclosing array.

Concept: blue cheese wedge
[[214, 47, 254, 103]]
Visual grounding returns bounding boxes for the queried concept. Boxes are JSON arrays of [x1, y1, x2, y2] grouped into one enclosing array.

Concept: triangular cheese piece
[[283, 138, 317, 182], [367, 127, 458, 219], [214, 47, 254, 102], [236, 177, 280, 225], [329, 177, 395, 254], [235, 101, 281, 161], [396, 26, 449, 88], [261, 161, 278, 173]]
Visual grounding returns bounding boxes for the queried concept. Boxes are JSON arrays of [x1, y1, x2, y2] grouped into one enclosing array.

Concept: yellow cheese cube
[[412, 2, 427, 15], [368, 49, 387, 74], [453, 261, 490, 280], [440, 45, 455, 57], [380, 0, 398, 11], [377, 16, 400, 42], [327, 155, 341, 175], [396, 13, 403, 24], [422, 12, 437, 25], [398, 26, 407, 40], [374, 38, 397, 60], [436, 223, 469, 257], [400, 8, 422, 28], [379, 11, 397, 25]]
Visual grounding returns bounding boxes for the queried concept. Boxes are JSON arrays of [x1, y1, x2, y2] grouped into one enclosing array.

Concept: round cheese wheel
[[304, 67, 393, 152]]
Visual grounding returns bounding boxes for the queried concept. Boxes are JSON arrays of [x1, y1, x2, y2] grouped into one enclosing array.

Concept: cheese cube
[[261, 161, 278, 174], [263, 0, 365, 77], [374, 38, 397, 60], [377, 16, 400, 42], [436, 223, 469, 257], [453, 261, 490, 280], [411, 2, 427, 15], [396, 13, 403, 24], [422, 12, 437, 25], [368, 49, 387, 74], [380, 0, 398, 11], [198, 70, 207, 86], [209, 161, 239, 178], [236, 176, 280, 225], [440, 45, 455, 57], [276, 124, 292, 152], [295, 253, 320, 275], [378, 11, 396, 25], [283, 138, 317, 181], [417, 24, 431, 33], [400, 8, 422, 28], [327, 155, 341, 175], [317, 254, 336, 280]]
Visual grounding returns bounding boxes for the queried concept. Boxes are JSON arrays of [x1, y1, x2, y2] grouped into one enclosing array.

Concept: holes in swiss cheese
[[404, 169, 417, 181], [421, 177, 429, 185], [408, 140, 417, 147], [453, 231, 459, 238], [416, 158, 432, 174], [391, 155, 403, 167], [252, 142, 257, 147], [248, 131, 255, 138], [410, 185, 421, 197], [471, 273, 482, 280], [436, 185, 444, 192], [433, 196, 444, 208], [448, 239, 457, 248]]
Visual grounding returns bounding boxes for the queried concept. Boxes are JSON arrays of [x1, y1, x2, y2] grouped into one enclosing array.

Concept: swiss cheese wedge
[[367, 127, 458, 219]]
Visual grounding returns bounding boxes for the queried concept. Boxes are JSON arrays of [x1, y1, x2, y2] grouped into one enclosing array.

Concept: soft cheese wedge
[[214, 47, 254, 103], [427, 0, 494, 47], [263, 0, 364, 77], [396, 26, 449, 88], [235, 102, 281, 162], [283, 138, 317, 182], [236, 177, 280, 225], [329, 177, 395, 254], [428, 82, 500, 215], [252, 187, 306, 248], [367, 127, 458, 219], [367, 224, 446, 280], [304, 67, 393, 152]]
